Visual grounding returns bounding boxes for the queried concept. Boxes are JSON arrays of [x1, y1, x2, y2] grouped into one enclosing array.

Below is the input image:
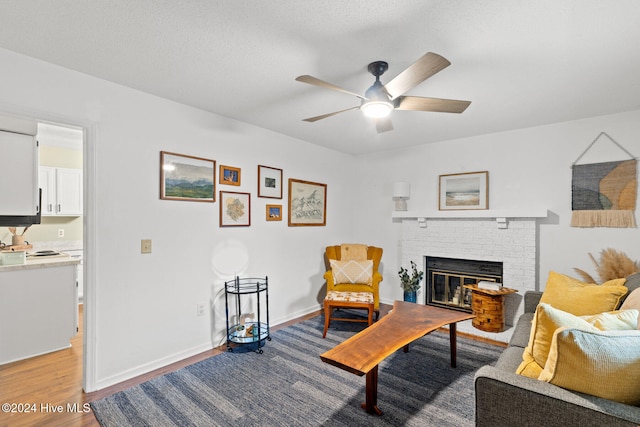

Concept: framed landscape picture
[[160, 151, 215, 202], [266, 204, 282, 221], [439, 171, 489, 210], [220, 165, 241, 186], [220, 191, 251, 227], [288, 178, 326, 226], [258, 165, 283, 199]]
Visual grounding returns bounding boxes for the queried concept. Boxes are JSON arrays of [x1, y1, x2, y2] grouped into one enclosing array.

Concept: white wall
[[0, 48, 357, 390], [354, 109, 640, 305]]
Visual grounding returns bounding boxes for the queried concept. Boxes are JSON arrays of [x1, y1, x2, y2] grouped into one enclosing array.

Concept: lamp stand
[[394, 199, 408, 211]]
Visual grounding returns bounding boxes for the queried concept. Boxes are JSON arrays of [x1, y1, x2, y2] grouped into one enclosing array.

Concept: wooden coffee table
[[320, 301, 474, 415]]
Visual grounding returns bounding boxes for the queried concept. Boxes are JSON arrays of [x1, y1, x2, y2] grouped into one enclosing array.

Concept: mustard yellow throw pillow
[[516, 303, 638, 378], [540, 271, 627, 315], [517, 303, 597, 378], [539, 328, 640, 405]]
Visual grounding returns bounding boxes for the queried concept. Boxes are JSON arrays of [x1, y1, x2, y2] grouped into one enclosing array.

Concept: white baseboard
[[94, 342, 213, 391], [270, 304, 322, 326], [94, 305, 326, 391]]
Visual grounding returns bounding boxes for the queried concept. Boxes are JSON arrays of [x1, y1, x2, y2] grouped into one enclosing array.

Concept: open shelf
[[227, 322, 270, 344]]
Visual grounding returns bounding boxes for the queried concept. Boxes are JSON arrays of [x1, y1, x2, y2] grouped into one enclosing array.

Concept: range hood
[[0, 189, 42, 227], [0, 115, 40, 226]]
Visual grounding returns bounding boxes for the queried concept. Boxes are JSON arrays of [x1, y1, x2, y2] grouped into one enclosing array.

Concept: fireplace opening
[[425, 256, 503, 313]]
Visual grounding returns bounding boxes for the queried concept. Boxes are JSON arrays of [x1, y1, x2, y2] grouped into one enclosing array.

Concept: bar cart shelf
[[225, 276, 270, 353]]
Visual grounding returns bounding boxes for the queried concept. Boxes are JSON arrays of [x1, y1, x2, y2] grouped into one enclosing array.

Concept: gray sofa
[[474, 290, 640, 427]]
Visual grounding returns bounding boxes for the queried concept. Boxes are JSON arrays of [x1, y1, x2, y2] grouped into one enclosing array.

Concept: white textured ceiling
[[1, 1, 640, 155]]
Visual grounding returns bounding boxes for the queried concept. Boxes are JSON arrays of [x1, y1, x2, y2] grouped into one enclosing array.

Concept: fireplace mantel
[[392, 208, 548, 219], [392, 209, 549, 228]]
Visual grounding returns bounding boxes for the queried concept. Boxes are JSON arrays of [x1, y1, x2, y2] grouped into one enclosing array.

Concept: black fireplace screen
[[425, 256, 503, 313]]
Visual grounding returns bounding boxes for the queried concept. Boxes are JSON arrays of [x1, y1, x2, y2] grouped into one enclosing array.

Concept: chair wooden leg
[[374, 310, 379, 321], [323, 302, 331, 338]]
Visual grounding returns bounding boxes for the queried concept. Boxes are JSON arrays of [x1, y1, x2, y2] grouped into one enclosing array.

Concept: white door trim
[[0, 104, 97, 392]]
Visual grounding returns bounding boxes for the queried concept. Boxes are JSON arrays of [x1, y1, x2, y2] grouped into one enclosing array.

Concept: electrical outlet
[[58, 229, 65, 237], [196, 303, 205, 316], [141, 239, 152, 254]]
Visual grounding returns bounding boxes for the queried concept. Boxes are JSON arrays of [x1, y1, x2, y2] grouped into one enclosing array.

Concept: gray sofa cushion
[[509, 312, 533, 348], [524, 290, 543, 313], [494, 345, 524, 371], [620, 272, 640, 306]]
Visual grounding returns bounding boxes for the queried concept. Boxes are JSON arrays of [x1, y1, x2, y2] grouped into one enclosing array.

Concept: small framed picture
[[288, 178, 327, 226], [266, 204, 282, 221], [258, 165, 283, 199], [220, 165, 241, 186], [160, 151, 215, 202], [220, 191, 251, 227], [439, 171, 489, 210]]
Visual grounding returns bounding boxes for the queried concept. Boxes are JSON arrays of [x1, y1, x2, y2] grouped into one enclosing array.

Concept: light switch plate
[[141, 239, 152, 254]]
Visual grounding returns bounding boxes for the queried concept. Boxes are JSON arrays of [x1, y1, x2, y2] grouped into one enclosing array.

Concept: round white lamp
[[392, 182, 411, 211]]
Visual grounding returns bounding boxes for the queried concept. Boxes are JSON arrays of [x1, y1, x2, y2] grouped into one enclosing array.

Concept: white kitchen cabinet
[[39, 166, 83, 216], [0, 130, 39, 216]]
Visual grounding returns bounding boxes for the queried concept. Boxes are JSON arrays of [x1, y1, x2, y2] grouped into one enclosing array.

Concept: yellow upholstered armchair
[[324, 244, 383, 319]]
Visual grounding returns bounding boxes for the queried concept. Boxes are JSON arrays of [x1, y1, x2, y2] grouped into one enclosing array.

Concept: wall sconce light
[[392, 182, 411, 211]]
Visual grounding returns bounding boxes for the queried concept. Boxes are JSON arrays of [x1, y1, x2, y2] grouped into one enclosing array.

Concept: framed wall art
[[220, 191, 251, 227], [439, 171, 489, 210], [258, 165, 283, 199], [220, 165, 241, 186], [160, 151, 215, 202], [266, 204, 282, 221], [288, 178, 326, 226]]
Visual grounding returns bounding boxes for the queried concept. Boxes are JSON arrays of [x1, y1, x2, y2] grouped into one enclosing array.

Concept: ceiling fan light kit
[[360, 63, 394, 118], [361, 100, 393, 118], [296, 52, 471, 133]]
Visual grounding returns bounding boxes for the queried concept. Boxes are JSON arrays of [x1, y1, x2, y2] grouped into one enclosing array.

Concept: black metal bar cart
[[224, 276, 270, 353]]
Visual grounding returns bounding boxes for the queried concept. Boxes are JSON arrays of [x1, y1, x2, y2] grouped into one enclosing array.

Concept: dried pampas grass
[[573, 267, 597, 284], [573, 248, 640, 284]]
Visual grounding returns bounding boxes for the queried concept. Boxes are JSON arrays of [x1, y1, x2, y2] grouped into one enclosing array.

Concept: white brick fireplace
[[396, 212, 545, 343]]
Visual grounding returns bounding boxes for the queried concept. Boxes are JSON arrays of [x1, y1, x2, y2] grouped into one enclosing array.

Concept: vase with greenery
[[399, 260, 424, 303]]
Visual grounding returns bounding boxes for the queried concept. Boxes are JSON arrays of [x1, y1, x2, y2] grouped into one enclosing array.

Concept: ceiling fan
[[295, 52, 471, 133]]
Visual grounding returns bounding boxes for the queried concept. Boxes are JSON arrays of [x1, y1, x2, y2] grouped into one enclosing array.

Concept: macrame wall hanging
[[571, 132, 637, 228]]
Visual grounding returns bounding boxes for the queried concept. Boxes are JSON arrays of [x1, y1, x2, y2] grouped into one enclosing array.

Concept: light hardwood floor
[[0, 304, 325, 426]]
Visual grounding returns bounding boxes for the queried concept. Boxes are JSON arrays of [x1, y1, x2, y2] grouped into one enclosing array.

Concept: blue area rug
[[91, 314, 502, 426]]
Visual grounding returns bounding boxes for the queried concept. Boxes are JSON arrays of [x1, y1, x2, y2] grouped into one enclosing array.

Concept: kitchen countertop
[[0, 254, 80, 272], [29, 240, 82, 252]]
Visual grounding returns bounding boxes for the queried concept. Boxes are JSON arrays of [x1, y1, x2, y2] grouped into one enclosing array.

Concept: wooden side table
[[464, 284, 517, 333]]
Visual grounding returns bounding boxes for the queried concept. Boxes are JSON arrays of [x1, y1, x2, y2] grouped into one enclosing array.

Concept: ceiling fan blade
[[295, 75, 365, 100], [302, 106, 359, 122], [395, 96, 471, 113], [375, 118, 394, 133], [383, 52, 451, 99]]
